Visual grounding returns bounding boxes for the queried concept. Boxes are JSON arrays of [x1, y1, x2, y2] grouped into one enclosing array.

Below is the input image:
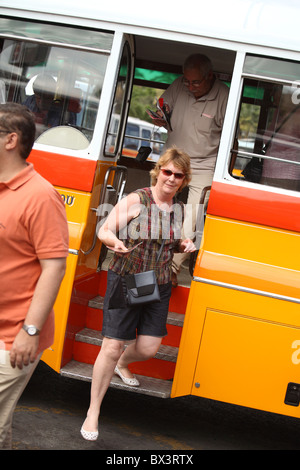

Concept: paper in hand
[[157, 98, 172, 131], [125, 241, 143, 252]]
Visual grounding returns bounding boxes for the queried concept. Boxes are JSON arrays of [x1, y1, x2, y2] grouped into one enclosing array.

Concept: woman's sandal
[[80, 425, 99, 441], [114, 365, 140, 387]]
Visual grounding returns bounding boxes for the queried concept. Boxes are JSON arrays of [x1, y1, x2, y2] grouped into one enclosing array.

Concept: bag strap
[[156, 239, 165, 262]]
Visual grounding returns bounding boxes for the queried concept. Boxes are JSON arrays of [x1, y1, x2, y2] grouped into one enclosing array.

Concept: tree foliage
[[129, 85, 162, 123]]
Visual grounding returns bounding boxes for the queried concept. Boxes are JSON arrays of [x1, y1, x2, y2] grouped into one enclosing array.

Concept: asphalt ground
[[11, 360, 300, 452]]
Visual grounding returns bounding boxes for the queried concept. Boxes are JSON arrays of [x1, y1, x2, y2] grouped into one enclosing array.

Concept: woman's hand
[[106, 239, 129, 253], [179, 238, 196, 253]]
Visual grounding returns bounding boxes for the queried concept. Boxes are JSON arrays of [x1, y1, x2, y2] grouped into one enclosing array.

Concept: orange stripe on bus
[[28, 149, 97, 192], [208, 182, 300, 233]]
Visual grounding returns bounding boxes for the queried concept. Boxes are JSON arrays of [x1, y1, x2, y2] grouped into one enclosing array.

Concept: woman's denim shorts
[[102, 269, 172, 341]]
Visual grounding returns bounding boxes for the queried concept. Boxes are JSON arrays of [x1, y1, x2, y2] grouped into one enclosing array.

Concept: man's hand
[[10, 328, 39, 369]]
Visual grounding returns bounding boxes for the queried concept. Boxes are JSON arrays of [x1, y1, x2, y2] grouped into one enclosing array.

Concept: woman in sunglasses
[[81, 147, 195, 441]]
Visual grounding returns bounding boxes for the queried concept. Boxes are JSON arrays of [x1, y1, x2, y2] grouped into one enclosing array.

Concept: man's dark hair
[[0, 102, 36, 159]]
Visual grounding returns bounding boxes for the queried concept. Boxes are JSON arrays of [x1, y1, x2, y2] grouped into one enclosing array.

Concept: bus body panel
[[41, 253, 78, 372], [172, 213, 300, 417], [194, 215, 300, 299], [172, 280, 300, 418]]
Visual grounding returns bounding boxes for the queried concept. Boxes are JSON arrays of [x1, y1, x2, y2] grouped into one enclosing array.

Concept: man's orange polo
[[0, 163, 69, 352]]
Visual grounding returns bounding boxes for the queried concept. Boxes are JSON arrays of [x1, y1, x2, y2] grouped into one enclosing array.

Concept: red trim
[[28, 149, 97, 192], [208, 182, 300, 232], [73, 342, 176, 379], [169, 286, 189, 314]]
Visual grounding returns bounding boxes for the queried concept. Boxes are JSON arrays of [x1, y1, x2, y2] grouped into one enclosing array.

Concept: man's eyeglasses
[[160, 168, 185, 180], [183, 77, 205, 88], [0, 130, 12, 134]]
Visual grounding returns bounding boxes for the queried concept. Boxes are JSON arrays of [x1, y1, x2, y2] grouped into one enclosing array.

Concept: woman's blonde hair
[[150, 146, 191, 192]]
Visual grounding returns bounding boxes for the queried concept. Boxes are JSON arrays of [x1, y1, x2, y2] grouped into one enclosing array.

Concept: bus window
[[230, 55, 300, 192], [124, 122, 139, 150], [0, 18, 112, 147], [119, 117, 166, 161], [141, 128, 151, 147]]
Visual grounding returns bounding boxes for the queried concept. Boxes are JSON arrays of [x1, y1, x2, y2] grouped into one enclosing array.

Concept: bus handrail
[[107, 130, 166, 146], [81, 165, 127, 255]]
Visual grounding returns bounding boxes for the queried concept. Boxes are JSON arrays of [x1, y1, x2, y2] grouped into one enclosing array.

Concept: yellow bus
[[1, 0, 300, 418]]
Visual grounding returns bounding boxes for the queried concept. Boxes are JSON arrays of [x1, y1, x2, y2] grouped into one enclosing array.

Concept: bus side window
[[141, 128, 151, 147], [230, 56, 300, 192]]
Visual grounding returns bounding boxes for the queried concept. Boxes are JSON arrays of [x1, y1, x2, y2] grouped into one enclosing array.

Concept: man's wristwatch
[[22, 324, 40, 336]]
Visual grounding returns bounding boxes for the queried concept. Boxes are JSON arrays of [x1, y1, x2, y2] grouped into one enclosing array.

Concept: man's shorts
[[102, 269, 172, 341]]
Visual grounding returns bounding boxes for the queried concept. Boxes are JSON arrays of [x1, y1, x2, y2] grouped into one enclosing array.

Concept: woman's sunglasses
[[160, 168, 185, 180]]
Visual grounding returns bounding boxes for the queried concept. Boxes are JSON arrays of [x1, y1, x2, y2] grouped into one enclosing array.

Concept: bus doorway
[[87, 35, 237, 397], [103, 34, 236, 281]]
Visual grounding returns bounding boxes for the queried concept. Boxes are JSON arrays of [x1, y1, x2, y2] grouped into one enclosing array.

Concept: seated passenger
[[23, 74, 62, 135], [261, 89, 300, 192]]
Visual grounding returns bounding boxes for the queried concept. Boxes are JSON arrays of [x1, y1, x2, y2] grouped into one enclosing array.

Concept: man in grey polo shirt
[[154, 54, 229, 286]]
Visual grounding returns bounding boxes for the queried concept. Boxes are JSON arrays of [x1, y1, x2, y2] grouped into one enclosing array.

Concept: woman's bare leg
[[82, 337, 124, 432], [116, 335, 162, 379]]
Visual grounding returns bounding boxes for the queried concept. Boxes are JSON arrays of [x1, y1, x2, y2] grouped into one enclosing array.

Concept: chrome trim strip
[[241, 73, 296, 87], [234, 149, 300, 166], [193, 277, 300, 305], [69, 248, 79, 255], [0, 34, 111, 54]]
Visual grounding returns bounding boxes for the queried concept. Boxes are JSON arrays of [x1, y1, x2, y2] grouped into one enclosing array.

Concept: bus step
[[75, 327, 178, 362], [88, 295, 104, 309], [60, 359, 172, 398]]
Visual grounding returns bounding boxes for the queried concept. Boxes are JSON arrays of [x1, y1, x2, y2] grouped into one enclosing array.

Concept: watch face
[[28, 326, 37, 335], [23, 324, 39, 336]]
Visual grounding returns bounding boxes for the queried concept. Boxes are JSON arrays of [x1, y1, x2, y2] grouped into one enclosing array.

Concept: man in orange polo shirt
[[0, 103, 69, 449]]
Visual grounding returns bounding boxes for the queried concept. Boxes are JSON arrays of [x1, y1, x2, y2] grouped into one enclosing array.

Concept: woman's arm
[[98, 192, 140, 253]]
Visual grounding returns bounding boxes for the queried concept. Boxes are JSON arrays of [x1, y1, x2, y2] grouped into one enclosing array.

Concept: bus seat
[[36, 125, 89, 150]]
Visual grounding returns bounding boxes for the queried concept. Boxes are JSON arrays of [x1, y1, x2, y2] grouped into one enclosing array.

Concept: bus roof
[[1, 0, 300, 54]]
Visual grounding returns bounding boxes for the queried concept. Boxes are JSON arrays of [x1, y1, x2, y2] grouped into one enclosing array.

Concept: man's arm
[[10, 257, 66, 369]]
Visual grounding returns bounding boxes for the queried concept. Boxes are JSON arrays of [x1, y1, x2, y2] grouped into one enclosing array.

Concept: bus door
[[0, 17, 135, 372]]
